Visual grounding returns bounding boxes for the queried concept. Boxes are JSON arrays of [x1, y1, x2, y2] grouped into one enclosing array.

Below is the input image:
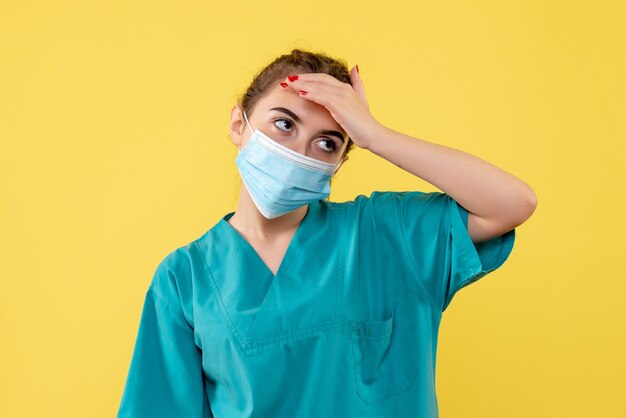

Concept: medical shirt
[[117, 190, 516, 418]]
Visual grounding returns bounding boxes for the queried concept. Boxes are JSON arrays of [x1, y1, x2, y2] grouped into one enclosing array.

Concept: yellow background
[[1, 1, 624, 417]]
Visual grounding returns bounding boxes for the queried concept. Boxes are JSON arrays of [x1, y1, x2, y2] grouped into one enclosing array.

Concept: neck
[[227, 182, 309, 240]]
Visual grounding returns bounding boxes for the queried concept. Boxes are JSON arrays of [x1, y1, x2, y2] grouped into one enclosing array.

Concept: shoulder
[[327, 190, 444, 206], [148, 235, 206, 316], [323, 191, 467, 236], [323, 190, 446, 217], [148, 247, 188, 306], [153, 224, 219, 280]]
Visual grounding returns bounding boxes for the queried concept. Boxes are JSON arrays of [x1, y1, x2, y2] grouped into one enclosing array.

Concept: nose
[[289, 141, 308, 157]]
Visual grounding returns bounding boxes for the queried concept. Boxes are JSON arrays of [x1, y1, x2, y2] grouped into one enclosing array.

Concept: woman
[[117, 49, 537, 418]]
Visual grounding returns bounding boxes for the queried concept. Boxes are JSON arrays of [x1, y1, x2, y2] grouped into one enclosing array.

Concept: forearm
[[365, 124, 537, 226]]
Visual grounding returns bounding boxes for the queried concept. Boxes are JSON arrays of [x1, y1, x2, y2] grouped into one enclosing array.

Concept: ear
[[229, 104, 246, 149]]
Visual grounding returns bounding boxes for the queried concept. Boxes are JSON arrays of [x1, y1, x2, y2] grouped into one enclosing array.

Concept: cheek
[[239, 134, 254, 150]]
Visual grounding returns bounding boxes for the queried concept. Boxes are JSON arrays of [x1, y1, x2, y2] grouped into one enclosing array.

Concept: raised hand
[[281, 66, 384, 150]]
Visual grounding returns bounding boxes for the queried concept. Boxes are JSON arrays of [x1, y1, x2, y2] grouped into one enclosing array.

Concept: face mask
[[235, 110, 344, 219]]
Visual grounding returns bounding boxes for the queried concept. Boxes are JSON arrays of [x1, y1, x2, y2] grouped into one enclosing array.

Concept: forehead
[[254, 83, 344, 133]]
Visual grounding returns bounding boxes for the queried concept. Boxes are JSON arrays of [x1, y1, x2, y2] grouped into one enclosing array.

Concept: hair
[[236, 48, 356, 162]]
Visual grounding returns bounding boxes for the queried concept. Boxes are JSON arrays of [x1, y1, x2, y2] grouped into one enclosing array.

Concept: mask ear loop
[[237, 109, 254, 153], [333, 154, 348, 174], [332, 159, 342, 174], [243, 110, 255, 133], [333, 142, 350, 174]]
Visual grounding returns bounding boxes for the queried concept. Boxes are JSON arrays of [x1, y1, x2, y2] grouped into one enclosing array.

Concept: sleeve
[[385, 191, 516, 312], [117, 258, 212, 418]]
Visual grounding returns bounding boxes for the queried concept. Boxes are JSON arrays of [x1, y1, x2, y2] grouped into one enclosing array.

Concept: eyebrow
[[269, 107, 345, 143]]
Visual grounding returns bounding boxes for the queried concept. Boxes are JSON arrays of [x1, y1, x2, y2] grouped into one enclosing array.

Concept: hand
[[282, 66, 385, 150]]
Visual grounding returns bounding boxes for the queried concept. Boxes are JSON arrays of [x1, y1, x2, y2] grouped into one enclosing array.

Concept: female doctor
[[117, 49, 537, 418]]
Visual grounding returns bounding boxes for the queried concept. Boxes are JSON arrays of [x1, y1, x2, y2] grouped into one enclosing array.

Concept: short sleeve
[[117, 259, 212, 418], [388, 191, 516, 312]]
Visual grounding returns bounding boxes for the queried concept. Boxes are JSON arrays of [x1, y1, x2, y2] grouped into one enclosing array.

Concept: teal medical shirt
[[117, 190, 516, 418]]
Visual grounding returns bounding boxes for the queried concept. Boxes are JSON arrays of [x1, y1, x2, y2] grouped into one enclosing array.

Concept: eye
[[272, 117, 339, 153], [273, 118, 293, 132], [317, 138, 339, 153]]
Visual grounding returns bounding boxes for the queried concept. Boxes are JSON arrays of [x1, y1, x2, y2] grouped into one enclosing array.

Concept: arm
[[117, 259, 212, 418], [363, 123, 538, 243]]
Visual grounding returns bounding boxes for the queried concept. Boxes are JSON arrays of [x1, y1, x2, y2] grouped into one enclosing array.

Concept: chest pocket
[[349, 302, 419, 404]]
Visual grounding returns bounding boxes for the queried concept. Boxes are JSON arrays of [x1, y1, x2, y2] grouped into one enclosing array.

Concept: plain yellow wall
[[1, 1, 624, 417]]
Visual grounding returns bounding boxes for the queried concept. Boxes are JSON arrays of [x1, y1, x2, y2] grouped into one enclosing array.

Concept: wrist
[[363, 122, 393, 153]]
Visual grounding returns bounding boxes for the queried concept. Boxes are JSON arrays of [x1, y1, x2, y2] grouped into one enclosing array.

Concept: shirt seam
[[191, 241, 249, 351], [148, 282, 191, 328]]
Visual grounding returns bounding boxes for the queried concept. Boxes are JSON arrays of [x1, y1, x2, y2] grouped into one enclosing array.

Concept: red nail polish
[[299, 90, 307, 95], [288, 75, 299, 82], [280, 82, 288, 88]]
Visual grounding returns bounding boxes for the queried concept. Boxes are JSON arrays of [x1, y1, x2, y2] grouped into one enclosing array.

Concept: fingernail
[[356, 64, 359, 74], [280, 82, 288, 88], [299, 90, 307, 95], [288, 75, 299, 82]]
